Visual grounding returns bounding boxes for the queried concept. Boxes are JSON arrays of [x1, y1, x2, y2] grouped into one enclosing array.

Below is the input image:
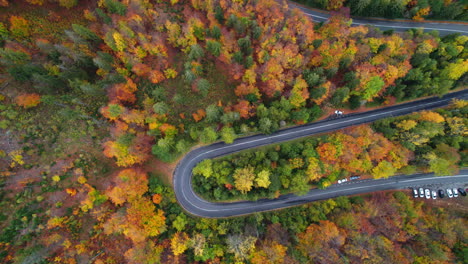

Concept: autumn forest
[[0, 0, 467, 263]]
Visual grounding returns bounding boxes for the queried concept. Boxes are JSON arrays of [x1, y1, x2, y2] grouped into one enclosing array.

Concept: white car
[[447, 188, 453, 198], [424, 189, 431, 199], [412, 188, 418, 198], [431, 191, 437, 200], [452, 188, 458, 197], [419, 188, 424, 198]]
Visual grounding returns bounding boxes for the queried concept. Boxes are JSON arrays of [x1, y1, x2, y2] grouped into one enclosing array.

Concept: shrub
[[15, 93, 41, 108]]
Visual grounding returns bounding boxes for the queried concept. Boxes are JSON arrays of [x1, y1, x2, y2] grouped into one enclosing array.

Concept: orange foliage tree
[[317, 125, 411, 176], [15, 93, 41, 108], [297, 220, 346, 263], [102, 131, 152, 167], [104, 196, 166, 244], [9, 16, 30, 39], [104, 169, 166, 245], [106, 168, 148, 206]]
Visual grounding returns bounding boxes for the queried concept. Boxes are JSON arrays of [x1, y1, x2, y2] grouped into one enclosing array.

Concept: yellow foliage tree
[[442, 59, 468, 80], [396, 119, 417, 131], [413, 7, 431, 21], [418, 111, 445, 123], [306, 157, 322, 182], [233, 166, 256, 194], [255, 170, 271, 188], [26, 0, 45, 4], [171, 232, 189, 256], [289, 76, 309, 108]]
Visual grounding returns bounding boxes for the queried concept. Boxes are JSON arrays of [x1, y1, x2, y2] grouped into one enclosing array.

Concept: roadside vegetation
[[0, 0, 467, 263], [294, 0, 468, 21]]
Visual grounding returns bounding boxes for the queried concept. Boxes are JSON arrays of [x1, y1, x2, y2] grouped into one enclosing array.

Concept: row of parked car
[[412, 187, 467, 199]]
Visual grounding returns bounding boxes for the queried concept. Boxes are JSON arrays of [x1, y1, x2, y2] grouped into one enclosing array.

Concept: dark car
[[458, 188, 467, 196], [438, 189, 445, 198]]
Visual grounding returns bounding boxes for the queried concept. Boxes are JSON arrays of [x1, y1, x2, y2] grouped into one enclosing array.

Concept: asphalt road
[[288, 2, 468, 36], [173, 89, 468, 218]]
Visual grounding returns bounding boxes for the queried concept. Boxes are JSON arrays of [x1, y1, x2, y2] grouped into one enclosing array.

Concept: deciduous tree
[[15, 93, 40, 108], [233, 166, 256, 194]]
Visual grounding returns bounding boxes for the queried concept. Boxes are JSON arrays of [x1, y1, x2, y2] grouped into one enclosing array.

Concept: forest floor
[[0, 0, 93, 41], [144, 157, 178, 186]]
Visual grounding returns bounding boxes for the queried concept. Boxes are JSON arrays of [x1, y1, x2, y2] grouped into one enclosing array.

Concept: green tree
[[206, 40, 222, 57], [210, 26, 221, 39], [259, 117, 273, 134], [361, 76, 385, 100], [72, 24, 100, 42], [199, 127, 218, 144], [197, 78, 210, 97], [189, 44, 205, 60], [193, 159, 213, 178], [330, 87, 350, 106], [289, 172, 310, 195], [172, 214, 188, 232], [175, 139, 190, 153], [104, 0, 127, 15], [153, 102, 169, 115], [221, 111, 240, 125], [220, 126, 237, 144], [206, 104, 221, 122]]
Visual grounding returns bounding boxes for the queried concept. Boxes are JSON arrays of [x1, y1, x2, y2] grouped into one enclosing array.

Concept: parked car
[[458, 188, 466, 196], [419, 188, 424, 198], [446, 188, 453, 198], [412, 188, 418, 198], [438, 189, 445, 198], [350, 176, 361, 180], [425, 189, 431, 199], [452, 188, 458, 197], [431, 190, 437, 200]]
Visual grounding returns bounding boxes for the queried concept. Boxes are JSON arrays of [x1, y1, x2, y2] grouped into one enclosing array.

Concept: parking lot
[[410, 185, 467, 200]]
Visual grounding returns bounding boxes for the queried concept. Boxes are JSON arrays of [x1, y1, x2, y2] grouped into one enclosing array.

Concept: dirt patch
[[0, 130, 20, 168], [3, 158, 74, 192], [144, 157, 178, 186]]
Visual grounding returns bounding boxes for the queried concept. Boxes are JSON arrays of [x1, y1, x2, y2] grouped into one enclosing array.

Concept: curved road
[[174, 89, 468, 218], [288, 2, 468, 36]]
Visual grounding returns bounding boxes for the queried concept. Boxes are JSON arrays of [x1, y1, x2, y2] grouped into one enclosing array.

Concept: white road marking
[[185, 174, 468, 213], [304, 12, 468, 34], [305, 13, 328, 20], [176, 96, 466, 214], [351, 21, 468, 33]]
